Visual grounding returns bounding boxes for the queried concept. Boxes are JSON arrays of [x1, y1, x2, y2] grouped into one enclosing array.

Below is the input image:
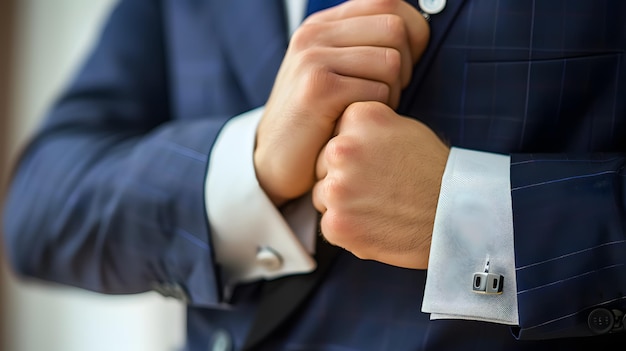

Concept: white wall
[[2, 1, 186, 350]]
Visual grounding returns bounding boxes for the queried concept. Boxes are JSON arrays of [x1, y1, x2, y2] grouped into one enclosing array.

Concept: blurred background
[[0, 1, 186, 350]]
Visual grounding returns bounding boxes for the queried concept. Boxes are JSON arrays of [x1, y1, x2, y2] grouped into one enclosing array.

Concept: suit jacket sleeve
[[510, 153, 626, 339], [2, 0, 228, 307]]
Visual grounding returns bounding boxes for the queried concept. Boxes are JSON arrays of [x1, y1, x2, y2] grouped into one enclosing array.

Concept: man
[[3, 0, 626, 349]]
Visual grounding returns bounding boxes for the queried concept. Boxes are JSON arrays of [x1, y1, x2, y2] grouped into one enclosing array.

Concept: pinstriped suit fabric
[[189, 0, 626, 347], [407, 0, 626, 340], [3, 0, 626, 349]]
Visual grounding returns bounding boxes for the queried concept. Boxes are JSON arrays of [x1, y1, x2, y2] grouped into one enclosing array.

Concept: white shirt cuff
[[422, 147, 519, 325], [205, 107, 316, 293]]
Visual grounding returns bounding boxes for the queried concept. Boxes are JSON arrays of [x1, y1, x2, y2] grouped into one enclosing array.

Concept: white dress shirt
[[205, 0, 518, 325]]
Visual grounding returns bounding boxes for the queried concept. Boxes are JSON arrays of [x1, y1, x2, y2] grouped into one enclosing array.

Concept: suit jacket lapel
[[399, 0, 467, 114], [207, 0, 288, 107]]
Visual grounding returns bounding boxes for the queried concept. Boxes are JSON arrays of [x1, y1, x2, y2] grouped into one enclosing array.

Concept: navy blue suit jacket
[[3, 0, 626, 349]]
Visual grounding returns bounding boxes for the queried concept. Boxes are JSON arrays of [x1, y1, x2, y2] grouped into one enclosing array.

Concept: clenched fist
[[313, 101, 450, 269], [254, 0, 430, 206]]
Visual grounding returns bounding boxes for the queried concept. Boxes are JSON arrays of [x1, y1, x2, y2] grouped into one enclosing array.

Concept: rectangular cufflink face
[[473, 272, 488, 292], [486, 273, 504, 294], [473, 273, 503, 294]]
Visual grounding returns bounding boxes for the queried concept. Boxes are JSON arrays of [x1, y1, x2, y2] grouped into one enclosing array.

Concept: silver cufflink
[[472, 257, 503, 294], [256, 246, 283, 271]]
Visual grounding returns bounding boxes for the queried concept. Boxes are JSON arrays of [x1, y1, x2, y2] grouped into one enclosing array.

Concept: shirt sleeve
[[422, 147, 519, 325], [204, 107, 317, 295]]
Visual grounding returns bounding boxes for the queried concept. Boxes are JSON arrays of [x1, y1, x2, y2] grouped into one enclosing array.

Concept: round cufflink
[[256, 246, 283, 271]]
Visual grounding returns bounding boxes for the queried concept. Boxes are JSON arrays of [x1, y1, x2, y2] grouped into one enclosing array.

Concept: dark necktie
[[305, 0, 347, 17]]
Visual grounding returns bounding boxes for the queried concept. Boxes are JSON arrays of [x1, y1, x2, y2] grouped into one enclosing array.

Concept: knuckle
[[322, 211, 372, 260], [383, 47, 402, 77], [290, 22, 321, 51], [289, 31, 308, 52], [321, 209, 352, 245], [344, 102, 368, 120], [325, 136, 356, 164], [345, 101, 386, 119], [344, 101, 391, 127], [297, 54, 336, 99], [383, 14, 406, 41], [297, 48, 323, 69], [302, 71, 336, 102], [324, 175, 348, 203]]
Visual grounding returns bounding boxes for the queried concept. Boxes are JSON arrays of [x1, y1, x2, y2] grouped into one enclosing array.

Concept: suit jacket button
[[209, 329, 233, 351], [588, 308, 614, 334]]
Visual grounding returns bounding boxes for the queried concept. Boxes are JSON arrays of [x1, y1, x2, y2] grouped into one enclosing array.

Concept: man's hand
[[255, 0, 430, 206], [313, 102, 450, 269]]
